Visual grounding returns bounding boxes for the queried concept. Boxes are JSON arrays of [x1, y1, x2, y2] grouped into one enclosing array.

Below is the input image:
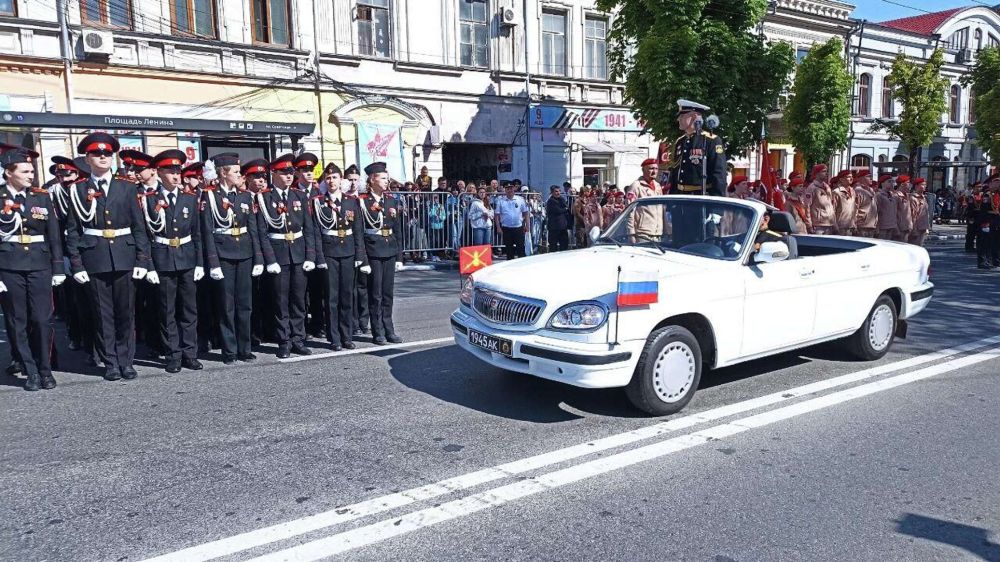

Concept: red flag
[[459, 245, 493, 275], [759, 141, 784, 210]]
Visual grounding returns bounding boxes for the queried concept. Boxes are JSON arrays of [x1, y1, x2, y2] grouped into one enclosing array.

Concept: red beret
[[789, 178, 804, 187], [730, 175, 748, 185], [641, 158, 657, 168], [912, 177, 926, 185], [878, 174, 893, 184], [788, 171, 803, 180], [810, 164, 828, 177], [896, 174, 911, 183], [854, 169, 870, 178]]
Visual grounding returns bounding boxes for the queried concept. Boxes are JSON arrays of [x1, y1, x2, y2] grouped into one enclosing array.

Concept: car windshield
[[595, 198, 758, 261]]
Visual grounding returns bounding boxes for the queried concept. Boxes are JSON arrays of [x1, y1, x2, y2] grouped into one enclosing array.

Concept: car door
[[740, 257, 818, 357], [811, 251, 881, 337]]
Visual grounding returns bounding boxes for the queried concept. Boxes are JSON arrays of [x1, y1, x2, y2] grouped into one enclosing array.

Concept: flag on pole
[[617, 270, 659, 307], [459, 245, 493, 275]]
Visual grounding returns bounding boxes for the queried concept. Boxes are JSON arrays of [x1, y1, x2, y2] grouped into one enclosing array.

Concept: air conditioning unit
[[81, 29, 114, 57], [500, 8, 518, 27]]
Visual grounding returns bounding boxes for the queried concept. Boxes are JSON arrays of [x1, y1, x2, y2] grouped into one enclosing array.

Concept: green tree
[[960, 46, 1000, 165], [871, 49, 949, 176], [596, 0, 795, 155], [784, 38, 853, 169]]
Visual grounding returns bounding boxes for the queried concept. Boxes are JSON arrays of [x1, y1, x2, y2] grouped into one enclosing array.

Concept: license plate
[[469, 329, 513, 358]]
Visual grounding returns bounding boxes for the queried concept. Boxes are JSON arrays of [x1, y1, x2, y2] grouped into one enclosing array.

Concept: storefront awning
[[577, 141, 645, 154], [0, 111, 315, 136]]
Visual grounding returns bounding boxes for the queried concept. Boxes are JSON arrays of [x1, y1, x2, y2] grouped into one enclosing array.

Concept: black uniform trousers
[[136, 279, 161, 355], [157, 270, 198, 362], [548, 229, 569, 252], [88, 270, 136, 371], [354, 268, 369, 332], [367, 256, 396, 339], [272, 264, 307, 348], [197, 277, 217, 350], [0, 269, 53, 377], [307, 268, 329, 337], [325, 256, 356, 346], [979, 217, 1000, 266], [215, 258, 253, 358], [501, 226, 526, 260], [966, 217, 977, 252]]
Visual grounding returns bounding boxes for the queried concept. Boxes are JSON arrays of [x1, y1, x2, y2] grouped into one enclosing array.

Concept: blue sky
[[852, 0, 976, 22]]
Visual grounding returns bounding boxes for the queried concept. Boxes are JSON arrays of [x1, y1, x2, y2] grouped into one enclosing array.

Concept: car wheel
[[847, 294, 897, 361], [626, 326, 702, 416]]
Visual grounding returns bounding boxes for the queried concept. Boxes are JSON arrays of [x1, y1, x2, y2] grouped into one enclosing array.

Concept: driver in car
[[754, 210, 786, 253]]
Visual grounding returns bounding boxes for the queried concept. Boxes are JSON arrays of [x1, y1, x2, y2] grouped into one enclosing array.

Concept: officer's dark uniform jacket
[[257, 186, 316, 266], [359, 192, 402, 258], [144, 185, 202, 272], [669, 131, 727, 197], [312, 188, 367, 263], [65, 175, 151, 274], [201, 184, 263, 268], [0, 187, 64, 273]]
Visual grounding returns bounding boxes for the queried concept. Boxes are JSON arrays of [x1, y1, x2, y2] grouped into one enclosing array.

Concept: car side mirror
[[588, 226, 601, 243], [754, 241, 790, 264]]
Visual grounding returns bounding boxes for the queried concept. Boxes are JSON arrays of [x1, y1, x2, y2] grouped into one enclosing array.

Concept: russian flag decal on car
[[617, 271, 659, 306]]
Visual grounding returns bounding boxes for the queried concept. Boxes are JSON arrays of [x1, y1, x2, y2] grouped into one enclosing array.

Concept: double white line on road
[[278, 337, 454, 363], [141, 335, 1000, 562]]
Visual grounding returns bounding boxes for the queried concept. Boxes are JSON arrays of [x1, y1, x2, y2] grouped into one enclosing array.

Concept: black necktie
[[281, 191, 288, 204], [14, 192, 24, 207], [98, 179, 107, 192], [168, 193, 176, 208]]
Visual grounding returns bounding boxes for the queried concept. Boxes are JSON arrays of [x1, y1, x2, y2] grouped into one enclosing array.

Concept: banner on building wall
[[356, 122, 406, 181], [178, 136, 201, 163], [529, 105, 644, 132]]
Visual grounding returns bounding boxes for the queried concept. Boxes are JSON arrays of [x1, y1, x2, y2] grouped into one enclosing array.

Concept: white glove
[[706, 213, 722, 225], [252, 264, 264, 277], [132, 267, 148, 280], [52, 275, 66, 287], [145, 270, 160, 285], [193, 266, 205, 282], [267, 263, 281, 274], [210, 267, 224, 280], [317, 262, 328, 270], [74, 271, 90, 284], [360, 265, 372, 274], [0, 281, 6, 293], [354, 261, 362, 268], [302, 261, 315, 272]]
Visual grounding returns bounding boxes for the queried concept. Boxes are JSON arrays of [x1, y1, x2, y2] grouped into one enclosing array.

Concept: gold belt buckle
[[381, 229, 391, 237], [230, 228, 242, 237], [169, 237, 180, 248], [284, 232, 295, 241], [102, 229, 116, 239], [337, 229, 346, 237], [18, 234, 32, 244]]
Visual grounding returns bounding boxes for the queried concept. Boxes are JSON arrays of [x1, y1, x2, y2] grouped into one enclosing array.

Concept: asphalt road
[[1, 241, 999, 562]]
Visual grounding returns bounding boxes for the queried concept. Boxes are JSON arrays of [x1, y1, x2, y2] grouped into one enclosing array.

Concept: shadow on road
[[896, 513, 1000, 561]]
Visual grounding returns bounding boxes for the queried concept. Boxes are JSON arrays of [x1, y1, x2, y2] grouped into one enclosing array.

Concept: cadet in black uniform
[[241, 158, 272, 345], [344, 164, 369, 334], [360, 162, 402, 345], [979, 175, 1000, 269], [123, 150, 163, 358], [312, 167, 367, 350], [258, 154, 317, 358], [0, 149, 65, 390], [65, 133, 152, 381], [294, 153, 329, 339], [143, 150, 204, 373], [202, 153, 265, 364], [668, 99, 726, 197]]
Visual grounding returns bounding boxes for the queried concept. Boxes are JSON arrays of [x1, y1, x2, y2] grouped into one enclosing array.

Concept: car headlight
[[460, 276, 474, 306], [547, 301, 608, 331]]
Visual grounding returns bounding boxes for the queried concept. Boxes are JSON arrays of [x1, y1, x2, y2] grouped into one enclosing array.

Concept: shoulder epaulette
[[31, 188, 49, 195], [700, 131, 717, 139]]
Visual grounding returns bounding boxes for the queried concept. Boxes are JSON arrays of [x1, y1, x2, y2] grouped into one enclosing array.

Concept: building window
[[881, 78, 893, 118], [541, 10, 567, 76], [171, 0, 217, 38], [851, 154, 872, 170], [80, 0, 133, 29], [358, 0, 391, 58], [0, 0, 15, 16], [948, 27, 968, 51], [858, 73, 871, 117], [949, 84, 961, 123], [970, 90, 976, 124], [251, 0, 290, 46], [584, 16, 608, 80], [991, 34, 999, 48], [975, 29, 983, 51], [795, 47, 809, 64], [459, 0, 488, 68]]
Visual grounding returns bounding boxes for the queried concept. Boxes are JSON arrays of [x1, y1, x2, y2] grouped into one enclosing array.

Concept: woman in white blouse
[[468, 187, 495, 246]]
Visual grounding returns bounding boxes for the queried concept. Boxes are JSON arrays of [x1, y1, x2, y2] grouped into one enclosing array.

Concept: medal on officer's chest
[[182, 207, 189, 219], [690, 148, 703, 165]]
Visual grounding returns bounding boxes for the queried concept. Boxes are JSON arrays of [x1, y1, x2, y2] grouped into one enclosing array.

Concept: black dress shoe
[[41, 374, 56, 390], [330, 343, 342, 352], [238, 353, 256, 362], [165, 361, 182, 374], [222, 355, 237, 365], [5, 362, 22, 376], [68, 340, 81, 351], [104, 367, 122, 381], [342, 341, 357, 350], [291, 343, 312, 356], [276, 347, 291, 359], [386, 334, 403, 344], [122, 367, 138, 380], [373, 336, 387, 346], [181, 358, 203, 371], [360, 325, 370, 334], [23, 372, 41, 391]]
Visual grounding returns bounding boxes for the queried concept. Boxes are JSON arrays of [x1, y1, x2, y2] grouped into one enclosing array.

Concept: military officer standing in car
[[0, 149, 66, 390], [360, 162, 402, 345], [258, 153, 316, 358], [142, 150, 204, 374], [64, 133, 152, 381], [668, 99, 726, 197]]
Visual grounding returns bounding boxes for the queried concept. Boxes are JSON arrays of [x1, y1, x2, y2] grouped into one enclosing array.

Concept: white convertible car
[[452, 196, 934, 415]]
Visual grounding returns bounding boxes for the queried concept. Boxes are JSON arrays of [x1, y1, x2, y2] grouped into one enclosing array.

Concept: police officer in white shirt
[[495, 183, 530, 260]]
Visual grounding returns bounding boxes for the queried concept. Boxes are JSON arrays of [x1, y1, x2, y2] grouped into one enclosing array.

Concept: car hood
[[472, 246, 709, 305]]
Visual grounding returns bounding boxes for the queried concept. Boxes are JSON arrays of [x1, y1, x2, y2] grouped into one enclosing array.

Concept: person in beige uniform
[[875, 174, 898, 240], [832, 169, 857, 236], [894, 175, 913, 242], [785, 177, 811, 234], [628, 158, 664, 243], [853, 169, 878, 238], [805, 164, 836, 235], [908, 177, 930, 246]]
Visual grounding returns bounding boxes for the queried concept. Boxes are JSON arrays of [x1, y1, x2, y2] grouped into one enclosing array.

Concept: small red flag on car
[[460, 245, 493, 275]]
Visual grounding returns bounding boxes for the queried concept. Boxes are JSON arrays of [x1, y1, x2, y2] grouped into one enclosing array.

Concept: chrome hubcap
[[651, 342, 696, 403], [868, 304, 894, 351]]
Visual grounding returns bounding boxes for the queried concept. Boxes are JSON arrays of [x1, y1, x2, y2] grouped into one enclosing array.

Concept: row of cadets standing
[[972, 173, 1000, 269]]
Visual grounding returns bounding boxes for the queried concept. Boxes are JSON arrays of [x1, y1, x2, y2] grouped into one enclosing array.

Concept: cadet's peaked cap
[[640, 158, 657, 168], [270, 153, 296, 171], [211, 152, 241, 168], [294, 152, 319, 169], [152, 149, 187, 169], [241, 158, 269, 176], [51, 155, 80, 173], [676, 99, 710, 115], [182, 162, 204, 178], [73, 157, 92, 177], [344, 164, 360, 176], [364, 161, 388, 175], [77, 132, 120, 155], [323, 162, 342, 175], [0, 142, 28, 155], [0, 148, 37, 167], [120, 149, 153, 168]]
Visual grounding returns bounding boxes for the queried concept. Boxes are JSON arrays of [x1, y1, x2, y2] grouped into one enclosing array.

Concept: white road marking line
[[138, 335, 1000, 562], [247, 346, 1000, 561], [279, 337, 454, 363]]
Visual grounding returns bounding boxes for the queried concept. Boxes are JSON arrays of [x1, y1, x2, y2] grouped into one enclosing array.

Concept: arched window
[[878, 155, 887, 163], [950, 84, 961, 123], [975, 29, 983, 51], [851, 154, 872, 168], [858, 73, 872, 117], [969, 90, 976, 124], [881, 77, 893, 118]]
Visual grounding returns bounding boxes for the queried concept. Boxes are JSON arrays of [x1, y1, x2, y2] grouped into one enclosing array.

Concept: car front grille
[[473, 288, 544, 326]]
